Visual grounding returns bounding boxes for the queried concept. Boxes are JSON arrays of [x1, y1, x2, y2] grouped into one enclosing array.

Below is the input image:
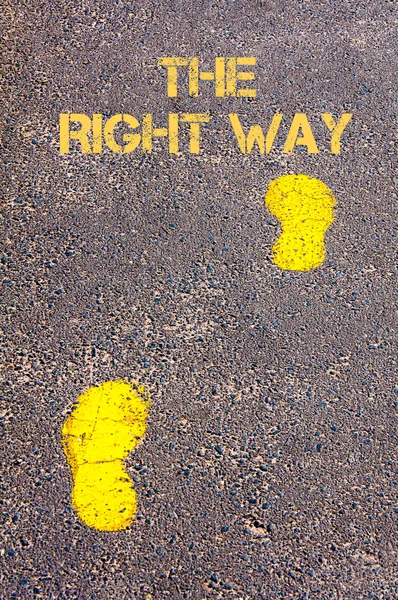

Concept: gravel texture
[[1, 1, 397, 599]]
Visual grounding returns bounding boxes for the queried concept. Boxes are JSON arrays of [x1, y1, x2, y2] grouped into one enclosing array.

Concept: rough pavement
[[1, 1, 397, 598]]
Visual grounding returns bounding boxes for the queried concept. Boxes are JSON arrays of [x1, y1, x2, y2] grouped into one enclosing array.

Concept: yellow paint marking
[[62, 380, 150, 531], [265, 174, 336, 271]]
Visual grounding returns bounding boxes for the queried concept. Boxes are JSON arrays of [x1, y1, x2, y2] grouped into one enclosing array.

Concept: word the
[[158, 56, 256, 97]]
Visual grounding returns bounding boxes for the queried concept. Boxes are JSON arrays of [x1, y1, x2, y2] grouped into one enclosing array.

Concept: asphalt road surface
[[1, 1, 397, 598]]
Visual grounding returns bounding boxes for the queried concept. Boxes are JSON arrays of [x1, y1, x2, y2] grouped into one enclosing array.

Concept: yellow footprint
[[265, 174, 336, 271], [62, 380, 151, 531]]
